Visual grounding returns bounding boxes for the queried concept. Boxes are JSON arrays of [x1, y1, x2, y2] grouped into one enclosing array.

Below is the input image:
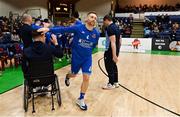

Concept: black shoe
[[65, 74, 70, 87]]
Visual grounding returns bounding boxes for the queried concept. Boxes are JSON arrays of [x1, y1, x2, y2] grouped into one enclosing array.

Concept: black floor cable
[[98, 57, 180, 116]]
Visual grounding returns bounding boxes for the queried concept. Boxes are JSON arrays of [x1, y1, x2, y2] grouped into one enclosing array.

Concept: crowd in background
[[0, 14, 79, 74], [115, 15, 133, 37], [0, 16, 21, 44], [100, 15, 133, 37], [144, 14, 180, 40], [117, 3, 180, 13]]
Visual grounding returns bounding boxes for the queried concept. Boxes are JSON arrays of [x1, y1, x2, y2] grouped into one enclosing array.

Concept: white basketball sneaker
[[114, 82, 120, 88], [76, 98, 88, 111], [102, 83, 115, 90]]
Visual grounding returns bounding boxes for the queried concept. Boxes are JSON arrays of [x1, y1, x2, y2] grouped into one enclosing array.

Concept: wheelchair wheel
[[24, 80, 29, 112], [55, 76, 62, 106]]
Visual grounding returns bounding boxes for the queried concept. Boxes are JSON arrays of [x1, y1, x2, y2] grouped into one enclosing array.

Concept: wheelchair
[[23, 58, 62, 113]]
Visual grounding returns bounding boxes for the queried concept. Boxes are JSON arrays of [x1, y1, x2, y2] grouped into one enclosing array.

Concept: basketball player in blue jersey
[[38, 12, 100, 111]]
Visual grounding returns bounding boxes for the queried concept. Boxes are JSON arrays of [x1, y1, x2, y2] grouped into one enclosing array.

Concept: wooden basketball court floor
[[0, 52, 179, 117]]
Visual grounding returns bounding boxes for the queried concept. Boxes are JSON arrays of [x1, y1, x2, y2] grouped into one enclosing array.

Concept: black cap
[[43, 18, 50, 23], [35, 18, 41, 22]]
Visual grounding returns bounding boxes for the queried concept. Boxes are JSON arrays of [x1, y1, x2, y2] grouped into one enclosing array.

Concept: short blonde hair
[[22, 14, 32, 22]]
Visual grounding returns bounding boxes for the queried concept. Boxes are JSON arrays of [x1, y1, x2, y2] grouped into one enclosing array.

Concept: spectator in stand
[[11, 31, 20, 42], [144, 27, 151, 38], [119, 4, 178, 13], [153, 25, 159, 33], [164, 14, 170, 23]]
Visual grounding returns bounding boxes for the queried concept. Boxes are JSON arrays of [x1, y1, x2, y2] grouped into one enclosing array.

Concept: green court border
[[98, 48, 180, 56], [0, 48, 98, 94], [0, 48, 179, 94]]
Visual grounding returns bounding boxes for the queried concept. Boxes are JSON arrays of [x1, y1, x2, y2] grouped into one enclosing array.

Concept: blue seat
[[175, 35, 180, 41], [146, 16, 156, 21]]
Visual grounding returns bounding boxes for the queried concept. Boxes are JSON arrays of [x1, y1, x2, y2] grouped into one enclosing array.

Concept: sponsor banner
[[169, 41, 180, 52], [115, 13, 144, 19], [121, 38, 152, 53], [98, 37, 106, 49], [98, 37, 152, 53], [115, 13, 134, 17], [152, 38, 170, 51], [144, 11, 180, 16]]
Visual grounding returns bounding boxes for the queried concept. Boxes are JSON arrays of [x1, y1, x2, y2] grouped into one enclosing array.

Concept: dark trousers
[[104, 51, 118, 85]]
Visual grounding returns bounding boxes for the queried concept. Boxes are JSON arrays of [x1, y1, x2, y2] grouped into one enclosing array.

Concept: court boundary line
[[98, 57, 180, 116]]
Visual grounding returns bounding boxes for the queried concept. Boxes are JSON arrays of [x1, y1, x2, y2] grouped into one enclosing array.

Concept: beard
[[88, 20, 96, 27]]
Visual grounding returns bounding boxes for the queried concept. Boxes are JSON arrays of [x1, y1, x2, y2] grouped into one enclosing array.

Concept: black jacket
[[19, 24, 33, 48], [22, 41, 63, 74]]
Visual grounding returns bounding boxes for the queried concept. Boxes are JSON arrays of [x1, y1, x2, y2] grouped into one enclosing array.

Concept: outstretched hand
[[37, 28, 49, 33], [51, 34, 58, 45]]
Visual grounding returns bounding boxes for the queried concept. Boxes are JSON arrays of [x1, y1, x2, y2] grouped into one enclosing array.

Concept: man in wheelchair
[[22, 29, 63, 113]]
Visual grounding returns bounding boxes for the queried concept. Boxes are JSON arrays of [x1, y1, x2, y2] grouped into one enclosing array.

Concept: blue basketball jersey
[[50, 24, 100, 58]]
